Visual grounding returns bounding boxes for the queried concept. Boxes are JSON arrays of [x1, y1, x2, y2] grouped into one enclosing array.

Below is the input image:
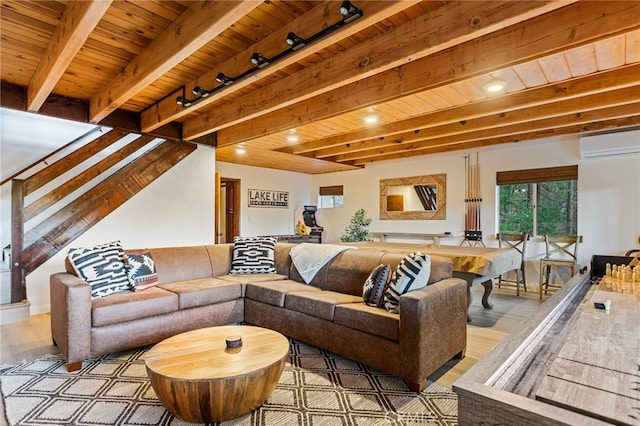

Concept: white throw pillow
[[230, 236, 277, 274], [67, 241, 131, 299], [383, 252, 431, 313]]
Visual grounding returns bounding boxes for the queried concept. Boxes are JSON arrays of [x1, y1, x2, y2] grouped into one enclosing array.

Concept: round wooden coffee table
[[144, 325, 289, 423]]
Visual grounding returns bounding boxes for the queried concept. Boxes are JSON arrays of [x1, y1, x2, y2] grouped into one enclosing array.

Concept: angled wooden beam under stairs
[[9, 130, 197, 303]]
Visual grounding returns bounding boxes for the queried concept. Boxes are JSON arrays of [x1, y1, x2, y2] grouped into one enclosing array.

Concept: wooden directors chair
[[539, 235, 583, 299], [496, 233, 529, 296]]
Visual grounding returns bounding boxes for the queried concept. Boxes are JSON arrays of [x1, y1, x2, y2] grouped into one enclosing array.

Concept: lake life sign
[[248, 189, 289, 208]]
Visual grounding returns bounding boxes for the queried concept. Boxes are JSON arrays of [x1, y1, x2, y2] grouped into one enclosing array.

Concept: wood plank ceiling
[[1, 1, 639, 174]]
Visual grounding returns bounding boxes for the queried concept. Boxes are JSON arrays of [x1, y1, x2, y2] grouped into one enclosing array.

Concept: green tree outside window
[[499, 180, 577, 236]]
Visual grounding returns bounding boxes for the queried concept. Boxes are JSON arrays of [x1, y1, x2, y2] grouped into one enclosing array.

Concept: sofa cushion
[[230, 236, 277, 274], [158, 278, 242, 309], [67, 241, 131, 299], [290, 249, 385, 296], [145, 246, 214, 284], [92, 287, 178, 327], [205, 244, 234, 276], [125, 251, 159, 291], [334, 303, 399, 341], [285, 290, 363, 321], [383, 252, 431, 314], [362, 264, 392, 308], [245, 280, 321, 307]]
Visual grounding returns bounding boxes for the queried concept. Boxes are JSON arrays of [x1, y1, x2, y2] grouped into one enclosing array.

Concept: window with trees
[[497, 165, 577, 236]]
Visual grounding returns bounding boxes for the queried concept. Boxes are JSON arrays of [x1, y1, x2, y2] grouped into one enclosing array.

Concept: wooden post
[[11, 179, 26, 303]]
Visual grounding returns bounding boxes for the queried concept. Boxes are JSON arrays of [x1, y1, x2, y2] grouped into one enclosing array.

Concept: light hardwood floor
[[0, 285, 544, 389], [433, 284, 543, 387]]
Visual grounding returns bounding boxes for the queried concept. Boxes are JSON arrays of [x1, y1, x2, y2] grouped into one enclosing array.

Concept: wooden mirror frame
[[380, 174, 446, 220]]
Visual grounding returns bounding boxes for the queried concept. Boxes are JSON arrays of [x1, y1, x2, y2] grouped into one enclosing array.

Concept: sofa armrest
[[398, 277, 467, 385], [50, 272, 92, 368]]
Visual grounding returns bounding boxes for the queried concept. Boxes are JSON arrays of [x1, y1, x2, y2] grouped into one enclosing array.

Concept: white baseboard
[[0, 269, 10, 305], [0, 300, 31, 325], [29, 303, 50, 316]]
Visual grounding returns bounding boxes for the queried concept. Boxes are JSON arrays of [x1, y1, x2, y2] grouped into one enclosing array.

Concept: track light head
[[192, 86, 204, 96], [285, 32, 306, 50], [176, 96, 184, 106], [339, 1, 362, 23], [216, 72, 235, 85], [339, 1, 351, 16], [250, 52, 270, 68]]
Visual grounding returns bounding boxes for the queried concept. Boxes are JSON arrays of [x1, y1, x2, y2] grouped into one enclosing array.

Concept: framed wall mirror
[[380, 174, 446, 220]]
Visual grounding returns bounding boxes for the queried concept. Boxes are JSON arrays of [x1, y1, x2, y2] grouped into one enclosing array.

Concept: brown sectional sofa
[[50, 242, 467, 391]]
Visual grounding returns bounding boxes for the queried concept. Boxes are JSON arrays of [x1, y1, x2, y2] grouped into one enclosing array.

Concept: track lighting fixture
[[285, 32, 306, 50], [339, 1, 362, 23], [175, 3, 362, 109], [216, 72, 235, 85], [250, 52, 270, 68], [175, 96, 193, 107]]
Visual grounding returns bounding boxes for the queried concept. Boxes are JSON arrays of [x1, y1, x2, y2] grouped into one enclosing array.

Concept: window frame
[[318, 185, 344, 209], [497, 166, 578, 237]]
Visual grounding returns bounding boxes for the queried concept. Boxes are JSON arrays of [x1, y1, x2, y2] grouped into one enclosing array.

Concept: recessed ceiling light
[[235, 144, 246, 154], [286, 129, 299, 142], [364, 114, 379, 124], [483, 78, 507, 94]]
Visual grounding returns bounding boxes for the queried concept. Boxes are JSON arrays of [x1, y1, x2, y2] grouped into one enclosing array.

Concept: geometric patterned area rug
[[0, 338, 457, 425]]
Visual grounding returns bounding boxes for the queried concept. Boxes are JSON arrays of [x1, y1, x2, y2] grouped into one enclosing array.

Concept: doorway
[[215, 175, 241, 244]]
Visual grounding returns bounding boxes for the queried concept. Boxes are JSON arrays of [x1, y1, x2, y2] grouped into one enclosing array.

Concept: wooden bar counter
[[144, 325, 289, 423]]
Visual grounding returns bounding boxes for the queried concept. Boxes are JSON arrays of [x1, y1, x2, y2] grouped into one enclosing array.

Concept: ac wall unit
[[580, 130, 640, 159]]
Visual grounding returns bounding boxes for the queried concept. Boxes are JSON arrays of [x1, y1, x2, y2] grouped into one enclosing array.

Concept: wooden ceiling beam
[[218, 1, 640, 147], [140, 1, 419, 133], [352, 115, 640, 164], [184, 0, 570, 141], [316, 89, 639, 159], [27, 0, 112, 112], [89, 0, 262, 123], [348, 103, 640, 165], [214, 146, 360, 175], [311, 68, 640, 158]]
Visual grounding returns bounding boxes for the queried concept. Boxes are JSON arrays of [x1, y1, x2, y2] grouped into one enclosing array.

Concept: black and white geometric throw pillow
[[125, 251, 158, 291], [362, 264, 392, 308], [383, 252, 431, 314], [67, 241, 131, 299], [230, 236, 277, 274]]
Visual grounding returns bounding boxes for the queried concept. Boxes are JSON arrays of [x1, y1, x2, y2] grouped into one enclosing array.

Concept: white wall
[[215, 162, 313, 237], [5, 145, 216, 314], [312, 154, 467, 243]]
